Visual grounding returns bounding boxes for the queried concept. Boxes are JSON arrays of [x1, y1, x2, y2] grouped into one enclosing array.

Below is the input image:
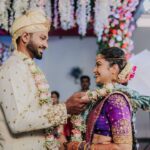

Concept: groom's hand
[[65, 92, 89, 115]]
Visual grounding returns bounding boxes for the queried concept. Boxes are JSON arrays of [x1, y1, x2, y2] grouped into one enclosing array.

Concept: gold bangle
[[84, 143, 86, 150], [91, 144, 94, 150]]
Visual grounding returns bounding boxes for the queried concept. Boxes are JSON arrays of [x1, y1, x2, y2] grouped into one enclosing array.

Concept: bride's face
[[93, 54, 118, 85]]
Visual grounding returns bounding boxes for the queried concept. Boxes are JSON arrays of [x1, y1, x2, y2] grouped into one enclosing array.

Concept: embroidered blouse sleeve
[[0, 61, 67, 134], [105, 93, 132, 144]]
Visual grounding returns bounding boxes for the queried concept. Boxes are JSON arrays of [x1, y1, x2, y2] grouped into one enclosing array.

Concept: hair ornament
[[118, 62, 137, 83]]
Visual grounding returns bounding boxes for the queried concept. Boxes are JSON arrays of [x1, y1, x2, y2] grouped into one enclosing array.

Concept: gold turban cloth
[[11, 9, 50, 50]]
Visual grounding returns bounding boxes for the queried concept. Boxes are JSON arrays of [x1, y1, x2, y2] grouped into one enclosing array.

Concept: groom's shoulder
[[0, 54, 26, 75]]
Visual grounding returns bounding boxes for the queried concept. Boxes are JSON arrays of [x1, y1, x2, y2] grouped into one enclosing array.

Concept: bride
[[65, 47, 150, 150]]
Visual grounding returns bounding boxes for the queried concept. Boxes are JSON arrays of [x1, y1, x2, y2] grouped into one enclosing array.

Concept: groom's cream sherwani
[[0, 51, 67, 150]]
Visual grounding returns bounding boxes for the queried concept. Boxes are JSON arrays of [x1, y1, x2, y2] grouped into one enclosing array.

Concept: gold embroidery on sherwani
[[0, 51, 67, 149]]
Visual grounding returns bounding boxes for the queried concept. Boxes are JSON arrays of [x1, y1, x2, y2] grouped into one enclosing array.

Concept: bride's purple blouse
[[86, 92, 132, 144]]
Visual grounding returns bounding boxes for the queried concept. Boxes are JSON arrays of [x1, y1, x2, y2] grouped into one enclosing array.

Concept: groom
[[0, 9, 89, 150]]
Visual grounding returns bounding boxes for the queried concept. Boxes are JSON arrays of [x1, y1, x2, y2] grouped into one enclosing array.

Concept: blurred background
[[0, 0, 150, 149]]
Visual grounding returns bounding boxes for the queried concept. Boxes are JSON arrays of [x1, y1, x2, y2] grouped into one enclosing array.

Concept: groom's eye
[[96, 62, 101, 67], [40, 36, 45, 40]]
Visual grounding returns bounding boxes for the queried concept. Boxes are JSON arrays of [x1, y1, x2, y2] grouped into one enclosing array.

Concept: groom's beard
[[26, 40, 43, 60]]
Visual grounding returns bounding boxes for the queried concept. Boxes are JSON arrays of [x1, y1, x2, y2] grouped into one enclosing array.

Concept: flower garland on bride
[[71, 83, 114, 142]]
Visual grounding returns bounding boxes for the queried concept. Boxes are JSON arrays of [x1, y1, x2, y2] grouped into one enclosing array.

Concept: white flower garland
[[29, 0, 46, 9], [109, 0, 122, 9], [76, 0, 91, 36], [70, 0, 75, 27], [16, 52, 51, 105], [58, 0, 75, 30], [71, 115, 86, 142], [54, 0, 59, 29], [71, 83, 114, 142], [16, 51, 61, 149], [38, 0, 46, 9], [29, 0, 51, 22], [29, 0, 40, 9], [13, 0, 30, 18], [45, 0, 52, 22], [86, 0, 91, 23], [94, 0, 110, 41], [0, 0, 10, 31], [9, 10, 14, 31]]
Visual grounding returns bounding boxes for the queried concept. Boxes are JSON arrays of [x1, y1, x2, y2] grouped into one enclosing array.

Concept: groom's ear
[[21, 32, 31, 44]]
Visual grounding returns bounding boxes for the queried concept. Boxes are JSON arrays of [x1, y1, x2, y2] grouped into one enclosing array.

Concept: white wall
[[132, 27, 150, 138], [128, 50, 150, 138], [132, 27, 150, 54]]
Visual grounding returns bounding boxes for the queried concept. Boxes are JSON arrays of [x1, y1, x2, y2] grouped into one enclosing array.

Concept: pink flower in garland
[[71, 129, 81, 139], [73, 120, 82, 126], [72, 129, 81, 135], [40, 93, 49, 100], [37, 83, 49, 92], [34, 74, 43, 82], [111, 29, 117, 35], [120, 23, 125, 29]]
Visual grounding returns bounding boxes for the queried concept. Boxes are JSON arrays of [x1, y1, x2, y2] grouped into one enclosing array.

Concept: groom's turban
[[11, 9, 50, 50]]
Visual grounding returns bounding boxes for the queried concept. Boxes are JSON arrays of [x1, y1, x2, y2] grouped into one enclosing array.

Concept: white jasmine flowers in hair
[[118, 62, 132, 83]]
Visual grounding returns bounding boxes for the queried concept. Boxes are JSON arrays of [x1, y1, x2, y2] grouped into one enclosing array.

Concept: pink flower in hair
[[129, 66, 137, 80]]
